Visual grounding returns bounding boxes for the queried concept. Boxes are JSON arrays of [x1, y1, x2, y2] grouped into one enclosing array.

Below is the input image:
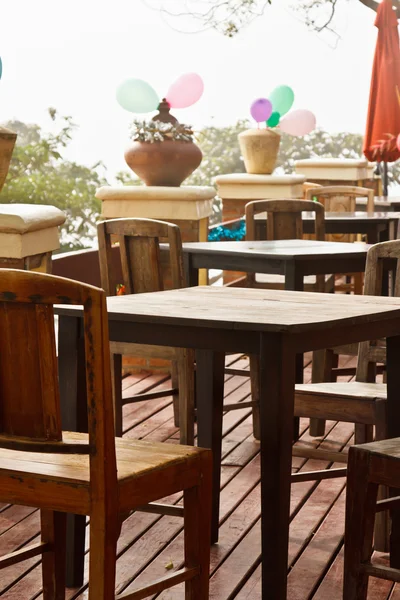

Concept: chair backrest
[[245, 199, 326, 242], [356, 240, 400, 381], [305, 185, 374, 213], [97, 218, 186, 297], [302, 182, 322, 198], [0, 269, 117, 497]]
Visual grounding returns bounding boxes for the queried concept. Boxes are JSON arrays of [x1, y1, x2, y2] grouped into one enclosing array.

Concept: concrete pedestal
[[214, 173, 307, 223], [0, 204, 66, 272], [97, 185, 214, 254], [295, 158, 382, 196]]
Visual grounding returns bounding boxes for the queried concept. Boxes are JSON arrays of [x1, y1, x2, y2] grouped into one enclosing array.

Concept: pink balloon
[[279, 109, 316, 136], [166, 73, 204, 109]]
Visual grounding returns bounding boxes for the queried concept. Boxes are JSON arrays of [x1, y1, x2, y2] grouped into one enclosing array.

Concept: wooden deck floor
[[0, 353, 395, 599]]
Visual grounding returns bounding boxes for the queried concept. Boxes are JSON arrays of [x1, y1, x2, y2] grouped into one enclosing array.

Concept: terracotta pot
[[125, 140, 202, 187], [0, 127, 17, 194], [238, 128, 281, 174]]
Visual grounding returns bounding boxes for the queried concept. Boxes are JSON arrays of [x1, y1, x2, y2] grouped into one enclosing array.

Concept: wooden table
[[182, 239, 369, 290], [254, 211, 400, 243], [56, 287, 400, 598], [357, 196, 400, 212]]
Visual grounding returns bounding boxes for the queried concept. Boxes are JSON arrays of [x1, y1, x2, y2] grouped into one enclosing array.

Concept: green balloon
[[268, 85, 295, 117], [116, 78, 159, 113], [267, 111, 280, 128]]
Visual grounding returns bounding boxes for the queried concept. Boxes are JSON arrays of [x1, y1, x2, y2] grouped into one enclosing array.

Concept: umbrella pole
[[383, 161, 389, 196]]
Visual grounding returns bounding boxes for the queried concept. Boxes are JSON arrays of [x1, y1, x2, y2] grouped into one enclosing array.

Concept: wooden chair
[[0, 268, 212, 600], [343, 437, 400, 599], [305, 185, 374, 294], [294, 239, 400, 551], [305, 185, 375, 435], [97, 218, 195, 445], [244, 198, 334, 292]]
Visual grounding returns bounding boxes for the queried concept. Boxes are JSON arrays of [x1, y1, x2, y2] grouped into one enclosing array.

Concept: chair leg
[[41, 509, 66, 600], [171, 360, 180, 427], [177, 349, 195, 446], [343, 448, 378, 600], [184, 452, 212, 599], [373, 401, 390, 553], [249, 354, 261, 441], [111, 353, 123, 437], [353, 273, 363, 295], [354, 423, 374, 445], [88, 511, 118, 600], [309, 349, 335, 437]]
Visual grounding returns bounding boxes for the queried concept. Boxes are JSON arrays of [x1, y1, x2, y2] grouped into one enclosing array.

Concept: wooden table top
[[182, 239, 369, 260], [57, 286, 400, 335], [254, 211, 400, 223]]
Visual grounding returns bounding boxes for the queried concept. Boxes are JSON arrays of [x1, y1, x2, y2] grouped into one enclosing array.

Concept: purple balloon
[[250, 98, 273, 123]]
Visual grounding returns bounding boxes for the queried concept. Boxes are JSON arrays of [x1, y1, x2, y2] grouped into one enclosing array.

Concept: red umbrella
[[363, 0, 400, 193]]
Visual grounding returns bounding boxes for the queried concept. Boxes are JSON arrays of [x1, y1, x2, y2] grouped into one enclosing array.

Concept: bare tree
[[145, 0, 400, 37]]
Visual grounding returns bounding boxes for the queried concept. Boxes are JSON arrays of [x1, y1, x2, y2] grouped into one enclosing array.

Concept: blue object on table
[[208, 220, 246, 242]]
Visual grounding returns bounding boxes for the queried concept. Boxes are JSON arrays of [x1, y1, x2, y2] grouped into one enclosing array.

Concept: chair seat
[[295, 381, 387, 401], [352, 437, 400, 459], [295, 382, 387, 424], [0, 432, 206, 513]]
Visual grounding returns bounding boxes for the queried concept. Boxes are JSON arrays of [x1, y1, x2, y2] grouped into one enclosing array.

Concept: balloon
[[267, 111, 280, 128], [268, 85, 295, 117], [116, 78, 159, 113], [250, 98, 272, 123], [166, 73, 204, 109], [279, 109, 316, 136], [0, 57, 2, 80]]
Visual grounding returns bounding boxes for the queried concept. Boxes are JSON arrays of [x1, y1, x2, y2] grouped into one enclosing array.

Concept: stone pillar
[[294, 158, 382, 195], [97, 185, 214, 251], [0, 204, 66, 272], [214, 173, 306, 283], [96, 185, 215, 373]]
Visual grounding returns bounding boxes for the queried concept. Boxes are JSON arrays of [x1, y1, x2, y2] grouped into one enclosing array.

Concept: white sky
[[0, 0, 383, 178]]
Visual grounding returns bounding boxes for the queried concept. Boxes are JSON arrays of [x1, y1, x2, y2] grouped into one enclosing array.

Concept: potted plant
[[116, 74, 205, 187], [239, 86, 316, 175], [0, 126, 17, 194], [124, 115, 202, 187]]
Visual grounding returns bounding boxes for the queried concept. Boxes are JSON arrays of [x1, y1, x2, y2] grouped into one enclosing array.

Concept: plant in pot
[[239, 85, 316, 175], [116, 73, 204, 187]]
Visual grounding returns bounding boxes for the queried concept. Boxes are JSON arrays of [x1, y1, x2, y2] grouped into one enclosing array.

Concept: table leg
[[183, 252, 199, 287], [386, 335, 400, 569], [284, 263, 303, 440], [195, 349, 225, 544], [259, 332, 296, 599], [58, 315, 87, 587]]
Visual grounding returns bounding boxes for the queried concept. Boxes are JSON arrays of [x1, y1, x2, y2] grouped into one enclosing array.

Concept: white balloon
[[279, 109, 316, 136]]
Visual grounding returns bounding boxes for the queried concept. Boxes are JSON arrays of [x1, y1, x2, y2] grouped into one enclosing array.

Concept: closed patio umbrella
[[363, 0, 400, 195]]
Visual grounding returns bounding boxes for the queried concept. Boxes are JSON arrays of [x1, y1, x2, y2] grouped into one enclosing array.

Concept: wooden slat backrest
[[97, 218, 186, 296], [245, 199, 326, 242], [305, 186, 375, 213], [0, 269, 117, 495], [356, 240, 400, 381]]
